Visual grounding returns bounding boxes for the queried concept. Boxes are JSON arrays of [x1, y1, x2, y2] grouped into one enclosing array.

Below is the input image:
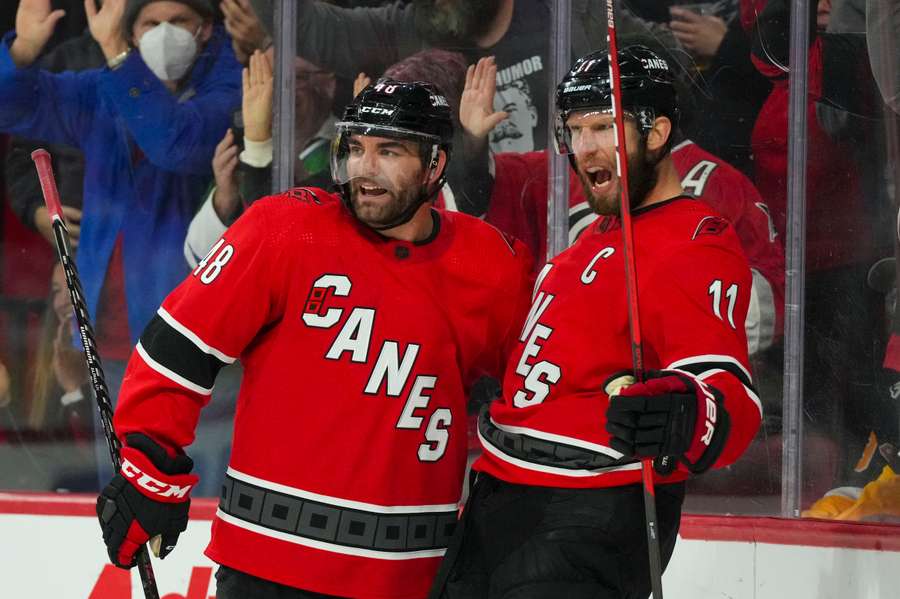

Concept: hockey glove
[[96, 433, 198, 568], [605, 370, 730, 474]]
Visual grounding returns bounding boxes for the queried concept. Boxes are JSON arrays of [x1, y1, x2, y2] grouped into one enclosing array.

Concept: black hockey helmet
[[554, 46, 679, 155], [331, 79, 454, 230]]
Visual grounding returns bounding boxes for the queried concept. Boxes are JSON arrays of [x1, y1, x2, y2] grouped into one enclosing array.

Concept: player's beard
[[579, 139, 659, 217], [413, 0, 504, 46], [349, 172, 425, 229]]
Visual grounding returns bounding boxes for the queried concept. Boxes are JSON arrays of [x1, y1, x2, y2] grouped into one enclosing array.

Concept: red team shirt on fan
[[475, 197, 763, 488], [113, 189, 533, 599], [751, 36, 875, 272], [484, 142, 785, 353]]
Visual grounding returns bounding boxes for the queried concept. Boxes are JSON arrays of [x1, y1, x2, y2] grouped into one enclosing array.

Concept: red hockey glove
[[605, 370, 730, 474], [96, 433, 198, 568]]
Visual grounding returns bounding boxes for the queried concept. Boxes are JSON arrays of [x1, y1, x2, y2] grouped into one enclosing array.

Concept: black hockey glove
[[96, 433, 198, 568], [605, 370, 730, 474]]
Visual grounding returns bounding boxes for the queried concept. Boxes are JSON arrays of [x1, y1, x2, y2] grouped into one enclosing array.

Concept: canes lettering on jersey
[[302, 273, 451, 462], [513, 263, 560, 408], [513, 247, 616, 407]]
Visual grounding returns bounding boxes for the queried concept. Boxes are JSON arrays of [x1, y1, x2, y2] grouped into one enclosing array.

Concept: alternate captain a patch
[[692, 215, 730, 240]]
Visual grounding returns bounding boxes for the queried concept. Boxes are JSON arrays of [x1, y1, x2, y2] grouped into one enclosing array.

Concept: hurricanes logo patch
[[288, 187, 321, 205], [692, 216, 729, 240]]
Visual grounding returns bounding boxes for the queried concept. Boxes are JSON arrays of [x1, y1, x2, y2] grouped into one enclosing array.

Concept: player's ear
[[427, 149, 448, 186], [646, 116, 672, 153]]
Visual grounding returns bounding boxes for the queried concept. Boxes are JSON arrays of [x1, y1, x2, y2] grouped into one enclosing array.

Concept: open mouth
[[585, 166, 614, 194], [359, 183, 389, 196]]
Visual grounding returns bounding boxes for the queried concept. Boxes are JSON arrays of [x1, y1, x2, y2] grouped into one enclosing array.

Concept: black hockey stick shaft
[[32, 150, 161, 599], [604, 2, 665, 597]]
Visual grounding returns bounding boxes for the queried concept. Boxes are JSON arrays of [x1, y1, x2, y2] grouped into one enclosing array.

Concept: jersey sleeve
[[114, 195, 297, 454], [704, 165, 786, 353], [642, 240, 763, 474]]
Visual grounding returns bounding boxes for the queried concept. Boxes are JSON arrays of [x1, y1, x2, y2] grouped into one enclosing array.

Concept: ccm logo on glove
[[121, 458, 193, 499]]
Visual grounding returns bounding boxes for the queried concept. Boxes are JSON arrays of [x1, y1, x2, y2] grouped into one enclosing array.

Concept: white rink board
[[665, 538, 900, 599], [0, 514, 218, 598], [1, 511, 898, 598]]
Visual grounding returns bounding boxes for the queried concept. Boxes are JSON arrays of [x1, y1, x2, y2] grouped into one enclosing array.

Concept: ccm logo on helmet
[[121, 458, 192, 499], [360, 106, 395, 116]]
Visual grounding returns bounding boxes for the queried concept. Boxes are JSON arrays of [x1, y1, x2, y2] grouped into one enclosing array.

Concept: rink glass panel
[[0, 0, 895, 535]]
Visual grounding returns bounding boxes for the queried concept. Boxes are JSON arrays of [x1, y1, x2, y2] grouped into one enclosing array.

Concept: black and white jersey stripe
[[136, 307, 236, 395], [666, 354, 762, 417]]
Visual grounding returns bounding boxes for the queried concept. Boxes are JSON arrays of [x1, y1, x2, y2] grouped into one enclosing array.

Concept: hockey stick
[[31, 150, 161, 599], [604, 2, 665, 597]]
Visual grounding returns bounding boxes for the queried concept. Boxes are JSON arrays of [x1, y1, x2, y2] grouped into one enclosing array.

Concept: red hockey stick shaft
[[31, 149, 161, 599], [603, 3, 665, 597]]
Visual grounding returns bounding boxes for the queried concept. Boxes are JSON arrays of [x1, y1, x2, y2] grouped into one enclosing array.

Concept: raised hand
[[85, 0, 128, 60], [212, 129, 241, 222], [242, 50, 274, 142], [222, 0, 269, 61], [353, 72, 372, 98], [669, 8, 727, 61], [10, 0, 66, 67], [460, 57, 508, 143]]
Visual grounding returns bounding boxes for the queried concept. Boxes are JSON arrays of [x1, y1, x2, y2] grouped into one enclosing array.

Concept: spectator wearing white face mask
[[0, 0, 241, 489]]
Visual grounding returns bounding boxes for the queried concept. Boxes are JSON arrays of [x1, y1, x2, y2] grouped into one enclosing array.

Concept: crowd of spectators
[[0, 0, 897, 519]]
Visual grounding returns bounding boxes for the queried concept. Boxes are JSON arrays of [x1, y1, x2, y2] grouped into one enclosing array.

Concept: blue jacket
[[0, 26, 241, 344]]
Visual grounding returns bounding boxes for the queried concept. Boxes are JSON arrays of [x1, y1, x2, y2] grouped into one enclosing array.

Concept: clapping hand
[[222, 0, 269, 64], [212, 129, 241, 222], [669, 7, 728, 62]]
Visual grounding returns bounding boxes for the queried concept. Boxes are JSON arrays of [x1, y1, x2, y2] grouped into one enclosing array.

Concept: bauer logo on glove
[[604, 370, 731, 474]]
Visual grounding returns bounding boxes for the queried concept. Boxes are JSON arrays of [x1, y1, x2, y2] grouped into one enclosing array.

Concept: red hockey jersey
[[751, 37, 875, 271], [485, 142, 785, 352], [113, 189, 533, 599], [474, 197, 763, 489]]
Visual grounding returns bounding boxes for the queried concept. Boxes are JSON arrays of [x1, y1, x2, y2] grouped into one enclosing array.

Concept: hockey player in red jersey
[[457, 54, 785, 355], [429, 47, 762, 599], [94, 80, 533, 599]]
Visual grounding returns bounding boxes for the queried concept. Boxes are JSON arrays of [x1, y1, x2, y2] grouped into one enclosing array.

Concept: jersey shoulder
[[251, 187, 341, 218], [241, 187, 346, 235], [673, 142, 752, 201], [442, 209, 534, 272], [645, 198, 745, 257]]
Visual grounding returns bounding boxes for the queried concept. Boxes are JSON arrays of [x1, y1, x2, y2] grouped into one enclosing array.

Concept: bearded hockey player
[[94, 80, 533, 599], [457, 52, 785, 356], [429, 47, 762, 599]]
